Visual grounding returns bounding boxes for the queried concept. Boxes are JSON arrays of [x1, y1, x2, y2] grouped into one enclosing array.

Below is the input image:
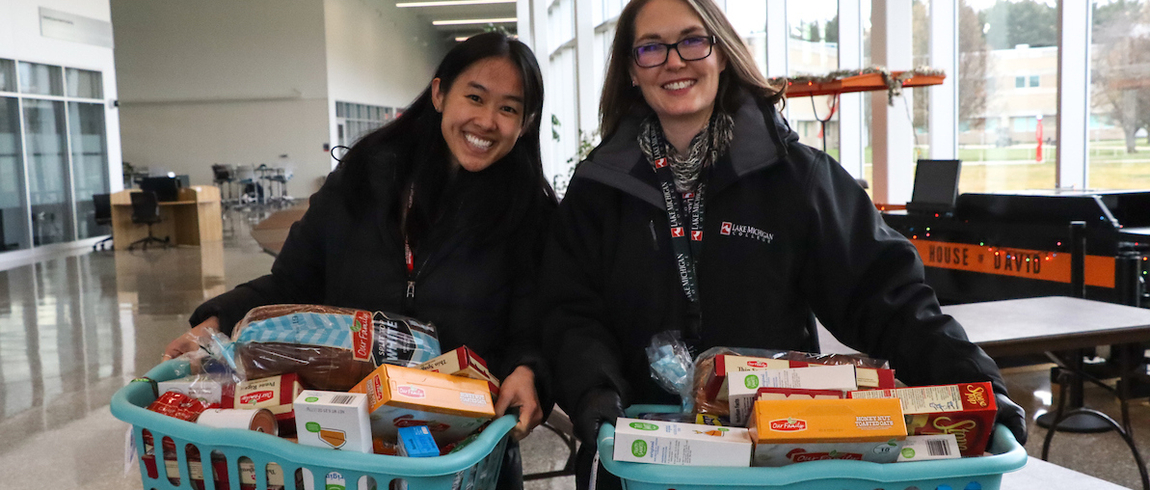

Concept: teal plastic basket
[[597, 405, 1027, 490], [111, 360, 515, 490]]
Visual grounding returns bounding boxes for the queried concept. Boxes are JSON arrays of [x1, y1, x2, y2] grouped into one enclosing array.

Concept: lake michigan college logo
[[719, 221, 774, 243]]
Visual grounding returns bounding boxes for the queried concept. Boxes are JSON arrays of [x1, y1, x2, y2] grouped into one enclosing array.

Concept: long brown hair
[[599, 0, 785, 139]]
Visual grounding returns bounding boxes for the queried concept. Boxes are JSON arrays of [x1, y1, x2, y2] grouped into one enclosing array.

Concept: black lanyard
[[648, 148, 706, 342]]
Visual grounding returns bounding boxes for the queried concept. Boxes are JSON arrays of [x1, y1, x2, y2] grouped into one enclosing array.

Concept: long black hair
[[339, 32, 555, 242]]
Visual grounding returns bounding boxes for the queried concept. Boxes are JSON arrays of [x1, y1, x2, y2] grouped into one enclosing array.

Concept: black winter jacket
[[191, 156, 555, 409], [538, 90, 1008, 413]]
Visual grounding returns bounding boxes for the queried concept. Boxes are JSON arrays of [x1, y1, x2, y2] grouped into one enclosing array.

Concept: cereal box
[[849, 381, 997, 456], [748, 398, 906, 467], [612, 418, 752, 467], [727, 365, 858, 426], [896, 434, 961, 462], [350, 363, 495, 446]]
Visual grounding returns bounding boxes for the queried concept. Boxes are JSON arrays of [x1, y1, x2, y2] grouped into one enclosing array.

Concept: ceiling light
[[398, 0, 515, 7], [432, 17, 516, 26]]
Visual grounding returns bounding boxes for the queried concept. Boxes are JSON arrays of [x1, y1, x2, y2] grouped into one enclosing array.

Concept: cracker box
[[417, 346, 501, 396], [728, 365, 858, 426], [704, 355, 896, 401], [748, 398, 906, 467], [223, 373, 304, 435], [294, 391, 373, 454], [612, 418, 752, 467], [896, 434, 961, 462], [849, 381, 997, 456], [350, 363, 495, 446]]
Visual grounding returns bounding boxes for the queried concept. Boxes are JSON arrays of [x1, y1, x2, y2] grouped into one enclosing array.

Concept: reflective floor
[[0, 207, 1144, 489]]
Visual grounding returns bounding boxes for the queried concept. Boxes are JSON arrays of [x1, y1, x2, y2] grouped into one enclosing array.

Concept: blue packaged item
[[398, 425, 441, 458]]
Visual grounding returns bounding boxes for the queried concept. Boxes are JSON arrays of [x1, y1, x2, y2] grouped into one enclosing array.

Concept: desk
[[110, 186, 223, 247], [1003, 457, 1127, 490]]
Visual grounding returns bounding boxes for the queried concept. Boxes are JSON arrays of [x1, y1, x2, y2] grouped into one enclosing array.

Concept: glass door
[[69, 102, 109, 239], [0, 97, 28, 251], [23, 99, 73, 246]]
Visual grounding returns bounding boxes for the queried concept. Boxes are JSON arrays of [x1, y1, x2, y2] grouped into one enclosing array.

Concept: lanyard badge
[[648, 151, 706, 341]]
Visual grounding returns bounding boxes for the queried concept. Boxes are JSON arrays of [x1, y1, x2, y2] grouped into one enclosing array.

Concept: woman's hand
[[162, 317, 220, 361], [494, 365, 544, 441]]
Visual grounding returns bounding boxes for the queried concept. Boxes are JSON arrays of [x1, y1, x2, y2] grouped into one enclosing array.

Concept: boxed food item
[[849, 382, 997, 456], [612, 418, 752, 467], [748, 398, 906, 467], [350, 363, 495, 446], [757, 387, 846, 401], [223, 373, 304, 435], [896, 434, 961, 462], [397, 425, 440, 458], [293, 390, 373, 454], [728, 365, 858, 426], [417, 346, 501, 396], [703, 354, 896, 402], [232, 305, 441, 391]]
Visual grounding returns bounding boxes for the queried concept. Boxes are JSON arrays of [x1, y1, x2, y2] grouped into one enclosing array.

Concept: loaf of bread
[[232, 305, 441, 391]]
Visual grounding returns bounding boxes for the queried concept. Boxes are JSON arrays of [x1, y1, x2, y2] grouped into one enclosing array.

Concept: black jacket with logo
[[538, 90, 1008, 413], [190, 156, 555, 408]]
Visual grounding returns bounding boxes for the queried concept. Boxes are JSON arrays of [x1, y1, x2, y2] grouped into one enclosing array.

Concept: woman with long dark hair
[[164, 33, 556, 485], [537, 1, 1027, 488]]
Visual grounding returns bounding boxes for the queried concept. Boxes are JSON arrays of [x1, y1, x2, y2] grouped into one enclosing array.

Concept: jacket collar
[[578, 87, 796, 208]]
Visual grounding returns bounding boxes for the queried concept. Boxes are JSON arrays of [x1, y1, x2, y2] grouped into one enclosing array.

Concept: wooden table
[[110, 186, 223, 247]]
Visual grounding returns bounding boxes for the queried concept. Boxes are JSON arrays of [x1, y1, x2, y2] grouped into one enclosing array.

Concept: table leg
[[1036, 349, 1114, 433]]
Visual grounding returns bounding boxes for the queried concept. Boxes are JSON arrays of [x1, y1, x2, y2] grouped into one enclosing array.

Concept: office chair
[[127, 191, 171, 251], [92, 193, 114, 250]]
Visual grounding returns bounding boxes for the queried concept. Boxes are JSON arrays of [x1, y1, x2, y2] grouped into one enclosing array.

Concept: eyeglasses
[[632, 36, 716, 68]]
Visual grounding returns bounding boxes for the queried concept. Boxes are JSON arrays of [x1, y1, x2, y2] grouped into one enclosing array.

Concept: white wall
[[111, 0, 331, 196], [322, 0, 450, 167], [0, 0, 123, 194]]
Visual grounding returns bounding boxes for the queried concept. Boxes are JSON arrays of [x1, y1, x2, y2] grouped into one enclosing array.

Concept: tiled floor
[[0, 207, 1144, 490]]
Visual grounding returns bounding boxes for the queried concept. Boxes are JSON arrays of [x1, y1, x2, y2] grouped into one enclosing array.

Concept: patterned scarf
[[638, 110, 734, 192]]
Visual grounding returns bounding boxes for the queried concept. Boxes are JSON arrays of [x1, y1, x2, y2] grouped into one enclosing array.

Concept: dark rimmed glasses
[[632, 36, 716, 68]]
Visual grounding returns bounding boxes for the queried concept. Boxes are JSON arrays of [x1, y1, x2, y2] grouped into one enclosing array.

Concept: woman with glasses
[[163, 33, 556, 488], [537, 0, 1026, 487]]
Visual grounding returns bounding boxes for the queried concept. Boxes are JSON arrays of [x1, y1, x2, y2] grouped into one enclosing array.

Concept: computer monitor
[[139, 176, 182, 202], [906, 159, 962, 217]]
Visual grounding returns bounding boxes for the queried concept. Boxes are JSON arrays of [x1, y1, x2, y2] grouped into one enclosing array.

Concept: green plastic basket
[[111, 360, 515, 490], [597, 404, 1027, 490]]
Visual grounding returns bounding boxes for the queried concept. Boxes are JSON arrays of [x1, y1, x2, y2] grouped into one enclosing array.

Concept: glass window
[[912, 0, 931, 160], [65, 68, 103, 99], [70, 102, 109, 239], [786, 0, 840, 156], [18, 62, 63, 96], [958, 0, 1058, 193], [23, 99, 73, 245], [0, 97, 28, 251], [1029, 75, 1040, 87], [0, 59, 14, 93], [1088, 0, 1150, 190]]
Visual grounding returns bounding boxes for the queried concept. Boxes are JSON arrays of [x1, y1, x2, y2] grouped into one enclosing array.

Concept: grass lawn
[[828, 139, 1150, 194]]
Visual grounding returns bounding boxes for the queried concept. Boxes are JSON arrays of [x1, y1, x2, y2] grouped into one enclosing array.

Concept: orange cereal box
[[748, 398, 906, 466], [349, 363, 495, 446]]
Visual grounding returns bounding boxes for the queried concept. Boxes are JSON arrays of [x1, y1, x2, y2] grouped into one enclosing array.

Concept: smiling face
[[630, 0, 727, 136], [432, 56, 526, 172]]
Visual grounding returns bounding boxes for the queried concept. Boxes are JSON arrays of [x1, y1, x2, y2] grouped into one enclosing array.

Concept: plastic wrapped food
[[231, 305, 441, 391]]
